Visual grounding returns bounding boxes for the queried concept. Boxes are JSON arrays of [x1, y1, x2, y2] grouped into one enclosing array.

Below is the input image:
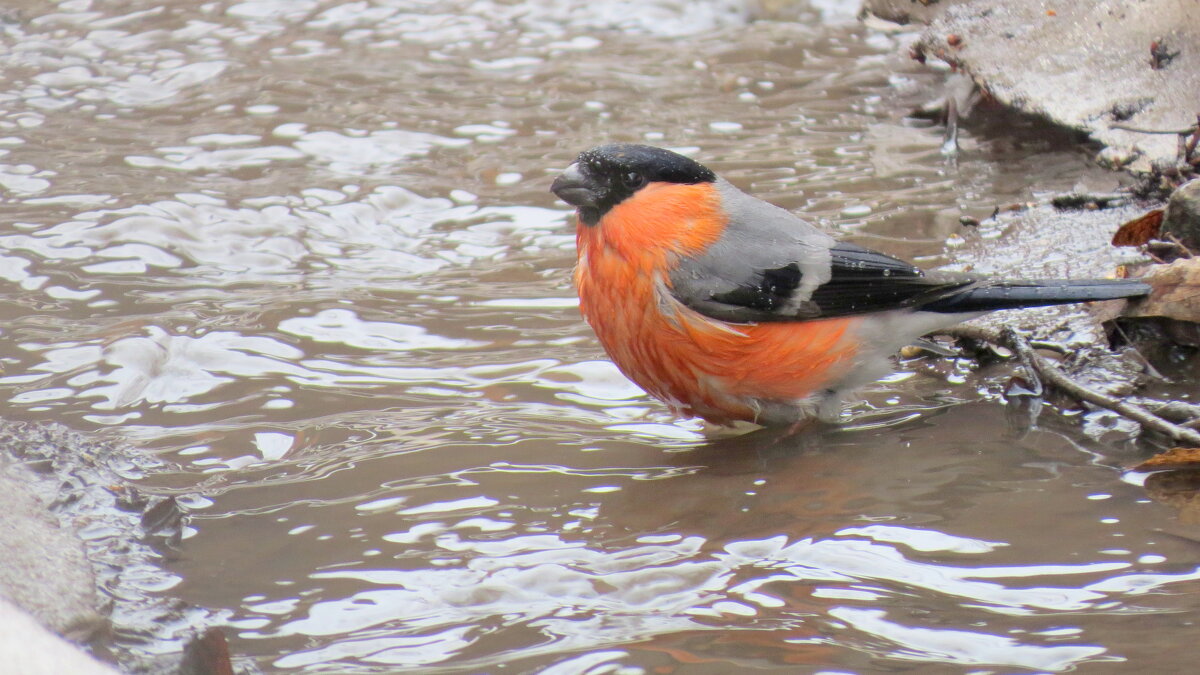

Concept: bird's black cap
[[551, 144, 715, 225]]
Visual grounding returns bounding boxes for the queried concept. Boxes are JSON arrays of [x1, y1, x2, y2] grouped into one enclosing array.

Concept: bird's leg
[[783, 418, 817, 438]]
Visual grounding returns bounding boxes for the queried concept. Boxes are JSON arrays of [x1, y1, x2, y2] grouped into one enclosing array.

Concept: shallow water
[[1, 0, 1197, 673]]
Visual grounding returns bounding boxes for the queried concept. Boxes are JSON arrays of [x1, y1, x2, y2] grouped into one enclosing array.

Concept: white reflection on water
[[125, 144, 306, 171], [0, 186, 569, 287], [274, 626, 476, 669], [292, 129, 471, 173], [16, 328, 307, 409], [0, 162, 53, 194], [1, 187, 453, 279], [6, 329, 549, 412], [836, 524, 1006, 554], [300, 0, 751, 41], [828, 607, 1108, 671], [279, 309, 485, 351], [106, 61, 231, 106], [245, 531, 1199, 671]]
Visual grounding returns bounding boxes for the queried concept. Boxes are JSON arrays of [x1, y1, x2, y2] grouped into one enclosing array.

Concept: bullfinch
[[550, 144, 1149, 426]]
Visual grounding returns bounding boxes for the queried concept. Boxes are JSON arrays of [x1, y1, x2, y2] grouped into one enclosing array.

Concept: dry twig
[[937, 325, 1200, 445], [1129, 399, 1200, 427], [1111, 122, 1199, 135]]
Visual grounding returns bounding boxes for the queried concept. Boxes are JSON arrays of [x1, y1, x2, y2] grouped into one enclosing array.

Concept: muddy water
[[1, 0, 1198, 673]]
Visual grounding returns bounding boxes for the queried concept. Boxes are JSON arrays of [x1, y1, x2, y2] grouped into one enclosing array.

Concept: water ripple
[[231, 528, 1195, 671]]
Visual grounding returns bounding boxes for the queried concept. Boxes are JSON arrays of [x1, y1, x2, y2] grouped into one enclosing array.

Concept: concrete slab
[[911, 0, 1200, 177], [860, 0, 969, 25], [0, 600, 117, 675], [0, 462, 103, 638], [0, 459, 115, 673]]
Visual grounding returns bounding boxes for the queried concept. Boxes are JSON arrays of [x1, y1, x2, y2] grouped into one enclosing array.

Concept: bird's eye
[[622, 172, 646, 189]]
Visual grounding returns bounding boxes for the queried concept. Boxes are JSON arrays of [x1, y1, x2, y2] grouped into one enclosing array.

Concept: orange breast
[[574, 182, 862, 424]]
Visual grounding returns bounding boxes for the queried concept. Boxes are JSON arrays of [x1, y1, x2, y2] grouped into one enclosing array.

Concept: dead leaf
[[1132, 447, 1200, 472], [1120, 258, 1200, 323], [180, 627, 234, 675], [1112, 208, 1164, 246]]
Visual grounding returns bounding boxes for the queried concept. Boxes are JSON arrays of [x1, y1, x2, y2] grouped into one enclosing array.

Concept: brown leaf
[[1121, 258, 1200, 323], [180, 627, 234, 675], [1132, 447, 1200, 472], [1112, 208, 1164, 246]]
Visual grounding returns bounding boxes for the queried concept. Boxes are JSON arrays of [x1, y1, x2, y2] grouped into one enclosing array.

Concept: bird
[[549, 143, 1150, 427]]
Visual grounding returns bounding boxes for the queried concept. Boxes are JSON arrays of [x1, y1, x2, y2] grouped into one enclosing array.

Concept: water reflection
[[0, 186, 565, 285], [163, 405, 1200, 673]]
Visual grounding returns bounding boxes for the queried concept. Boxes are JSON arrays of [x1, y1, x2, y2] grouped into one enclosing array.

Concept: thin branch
[[1112, 122, 1199, 135], [1131, 399, 1200, 429], [1028, 339, 1070, 354], [937, 325, 1200, 445], [1186, 115, 1200, 162]]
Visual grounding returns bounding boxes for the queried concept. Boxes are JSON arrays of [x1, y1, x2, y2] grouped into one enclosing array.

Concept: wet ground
[[1, 0, 1199, 673]]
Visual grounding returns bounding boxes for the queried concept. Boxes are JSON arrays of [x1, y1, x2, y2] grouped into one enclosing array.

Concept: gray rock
[[1161, 178, 1200, 250]]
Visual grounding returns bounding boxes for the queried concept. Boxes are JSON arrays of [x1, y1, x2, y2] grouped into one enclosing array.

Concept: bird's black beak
[[550, 162, 600, 208]]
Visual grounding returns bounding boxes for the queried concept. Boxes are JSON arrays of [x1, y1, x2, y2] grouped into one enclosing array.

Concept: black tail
[[921, 279, 1150, 313]]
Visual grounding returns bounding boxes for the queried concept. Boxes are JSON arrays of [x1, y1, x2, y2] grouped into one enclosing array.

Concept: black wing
[[670, 240, 976, 323]]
